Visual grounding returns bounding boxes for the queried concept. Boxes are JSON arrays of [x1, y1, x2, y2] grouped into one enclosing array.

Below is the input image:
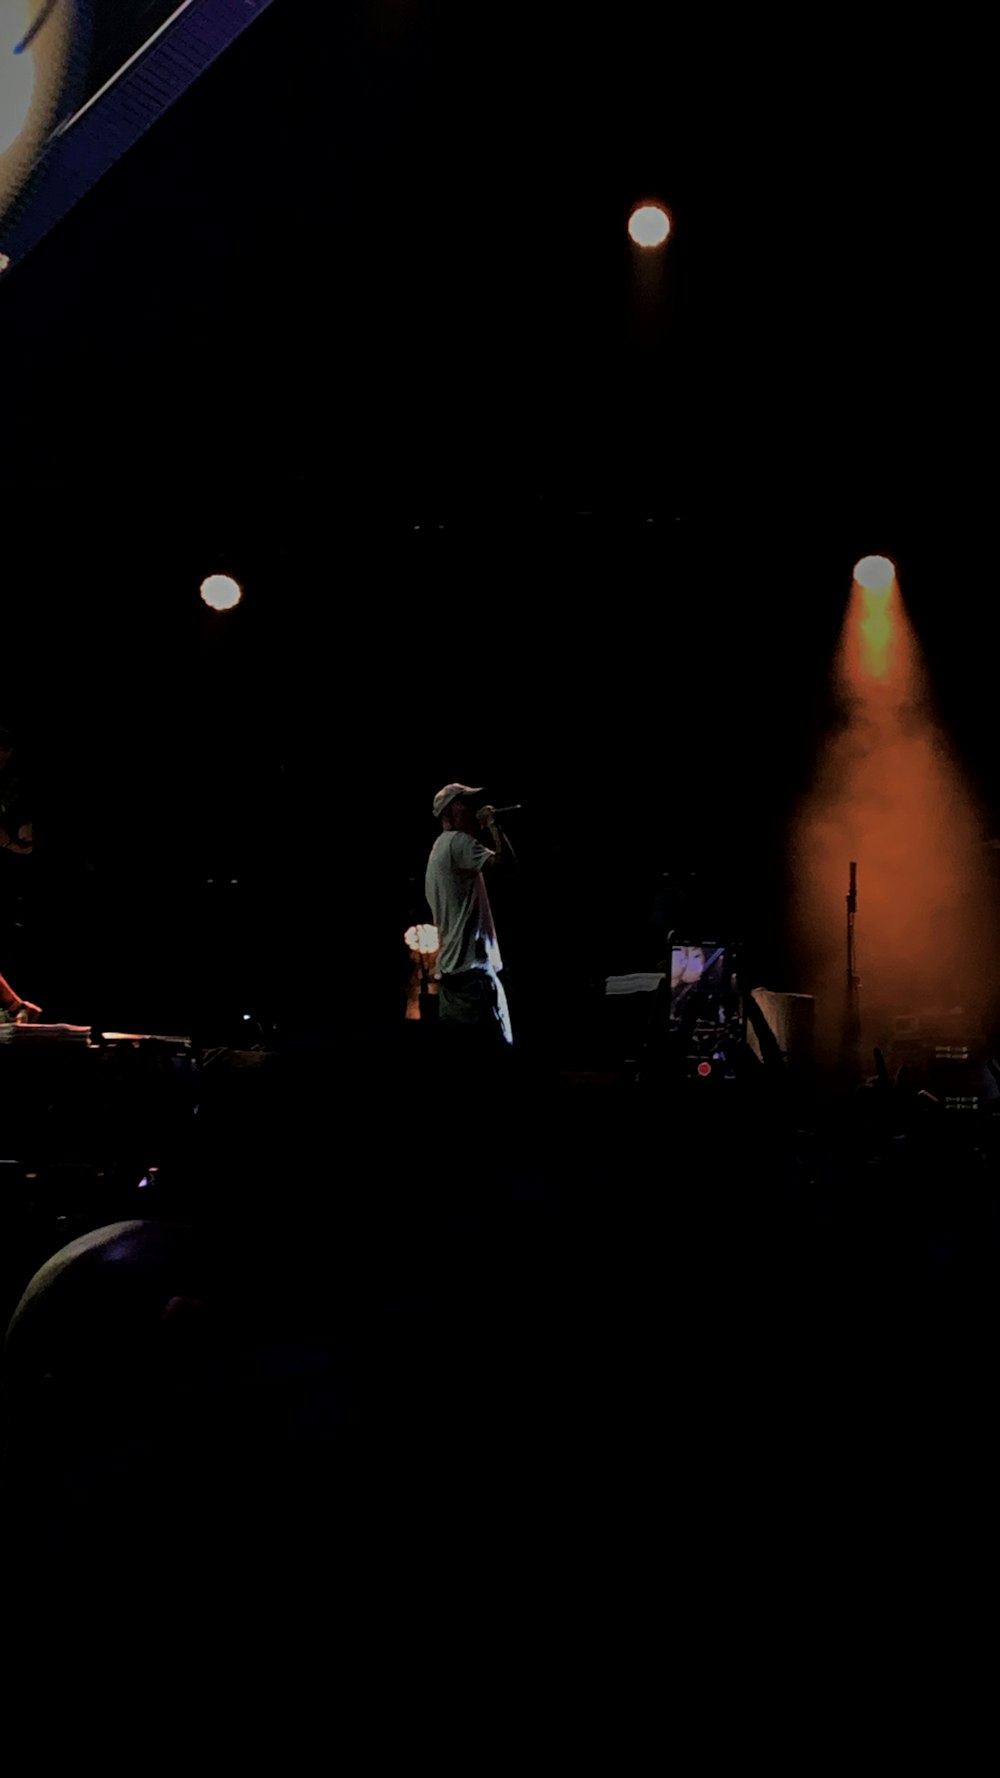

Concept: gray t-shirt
[[425, 829, 502, 977]]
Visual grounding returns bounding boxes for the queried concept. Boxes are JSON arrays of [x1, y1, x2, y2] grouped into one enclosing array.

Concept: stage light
[[0, 7, 37, 156], [853, 555, 895, 591], [404, 924, 439, 955], [628, 203, 671, 248], [404, 923, 439, 1022], [200, 572, 242, 611]]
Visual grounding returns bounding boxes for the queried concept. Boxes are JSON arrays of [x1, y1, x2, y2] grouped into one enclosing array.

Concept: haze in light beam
[[841, 569, 900, 684], [788, 567, 1000, 1065]]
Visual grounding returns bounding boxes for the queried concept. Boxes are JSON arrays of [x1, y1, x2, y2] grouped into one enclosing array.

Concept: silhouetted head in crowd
[[2, 1220, 211, 1448]]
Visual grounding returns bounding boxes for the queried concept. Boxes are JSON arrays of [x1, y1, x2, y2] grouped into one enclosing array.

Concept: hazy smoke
[[788, 577, 1000, 1064]]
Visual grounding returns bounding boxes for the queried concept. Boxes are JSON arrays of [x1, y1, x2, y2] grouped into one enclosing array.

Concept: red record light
[[696, 1061, 712, 1077]]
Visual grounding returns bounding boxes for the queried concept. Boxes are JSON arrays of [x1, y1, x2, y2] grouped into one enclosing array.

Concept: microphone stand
[[841, 859, 862, 1080]]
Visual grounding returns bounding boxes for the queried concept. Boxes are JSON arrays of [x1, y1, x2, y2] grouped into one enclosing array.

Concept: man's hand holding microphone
[[475, 804, 517, 864]]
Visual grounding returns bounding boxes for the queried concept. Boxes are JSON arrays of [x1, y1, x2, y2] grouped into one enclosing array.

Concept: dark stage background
[[3, 3, 999, 1049]]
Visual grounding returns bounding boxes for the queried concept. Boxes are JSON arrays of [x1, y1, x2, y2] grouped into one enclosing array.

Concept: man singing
[[425, 783, 512, 1047]]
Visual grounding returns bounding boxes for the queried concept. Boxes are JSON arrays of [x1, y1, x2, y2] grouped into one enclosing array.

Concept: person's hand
[[0, 824, 32, 853], [475, 804, 497, 827]]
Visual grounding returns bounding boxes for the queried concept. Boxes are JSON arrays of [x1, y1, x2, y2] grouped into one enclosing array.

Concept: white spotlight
[[628, 202, 671, 248], [853, 555, 895, 591], [200, 572, 242, 610], [404, 924, 440, 956]]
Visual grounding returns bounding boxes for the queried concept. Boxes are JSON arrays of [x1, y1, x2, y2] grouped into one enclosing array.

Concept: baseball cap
[[432, 783, 484, 818]]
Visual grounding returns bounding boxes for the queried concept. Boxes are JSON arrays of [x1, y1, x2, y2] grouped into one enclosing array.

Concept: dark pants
[[437, 968, 512, 1045]]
